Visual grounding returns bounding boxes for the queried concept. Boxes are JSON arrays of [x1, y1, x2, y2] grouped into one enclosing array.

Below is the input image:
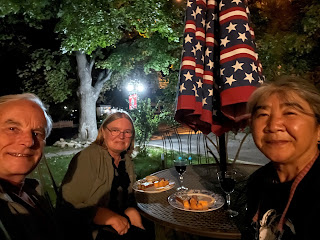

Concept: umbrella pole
[[219, 133, 227, 172]]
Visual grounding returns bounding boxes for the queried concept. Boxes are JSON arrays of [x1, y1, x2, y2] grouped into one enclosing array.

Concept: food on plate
[[137, 181, 154, 190], [137, 176, 171, 190], [175, 194, 214, 210], [145, 175, 159, 182]]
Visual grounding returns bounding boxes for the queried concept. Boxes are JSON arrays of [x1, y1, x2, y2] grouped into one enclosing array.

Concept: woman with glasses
[[56, 111, 151, 240]]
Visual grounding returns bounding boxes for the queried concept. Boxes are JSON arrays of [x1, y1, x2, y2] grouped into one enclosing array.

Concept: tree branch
[[89, 57, 95, 73], [93, 69, 113, 96]]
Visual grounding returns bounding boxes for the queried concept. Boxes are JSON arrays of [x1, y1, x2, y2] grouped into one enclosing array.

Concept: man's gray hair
[[0, 93, 53, 138]]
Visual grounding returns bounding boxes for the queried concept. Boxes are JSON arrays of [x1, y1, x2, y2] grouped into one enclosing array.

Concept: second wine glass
[[174, 157, 188, 191], [217, 169, 238, 217]]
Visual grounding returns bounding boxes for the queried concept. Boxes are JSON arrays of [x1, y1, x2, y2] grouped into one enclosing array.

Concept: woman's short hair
[[94, 111, 135, 155], [247, 75, 320, 124], [0, 93, 53, 138]]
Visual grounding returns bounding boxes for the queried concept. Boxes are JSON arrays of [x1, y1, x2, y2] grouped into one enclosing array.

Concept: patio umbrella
[[174, 0, 264, 171]]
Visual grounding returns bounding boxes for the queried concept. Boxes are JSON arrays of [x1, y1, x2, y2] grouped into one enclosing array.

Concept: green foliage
[[17, 48, 76, 103], [125, 0, 185, 43], [0, 0, 58, 27], [157, 71, 181, 127], [251, 0, 320, 80], [97, 33, 182, 79], [130, 98, 162, 152], [56, 0, 184, 55], [133, 147, 164, 179], [56, 0, 126, 54]]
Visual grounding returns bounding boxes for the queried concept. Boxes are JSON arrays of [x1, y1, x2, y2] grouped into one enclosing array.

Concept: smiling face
[[0, 99, 47, 184], [102, 118, 133, 158], [251, 92, 320, 167]]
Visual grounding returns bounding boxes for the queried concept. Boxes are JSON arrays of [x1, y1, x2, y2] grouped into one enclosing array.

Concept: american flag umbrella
[[174, 0, 264, 171]]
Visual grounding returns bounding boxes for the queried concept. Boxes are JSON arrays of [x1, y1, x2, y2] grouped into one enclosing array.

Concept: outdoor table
[[135, 163, 261, 240]]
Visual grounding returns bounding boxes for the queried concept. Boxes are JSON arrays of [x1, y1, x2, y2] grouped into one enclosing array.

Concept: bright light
[[127, 83, 134, 92], [64, 106, 67, 109], [137, 83, 144, 92]]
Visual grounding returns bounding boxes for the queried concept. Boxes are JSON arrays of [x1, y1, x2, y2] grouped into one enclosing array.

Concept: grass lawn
[[30, 145, 216, 205]]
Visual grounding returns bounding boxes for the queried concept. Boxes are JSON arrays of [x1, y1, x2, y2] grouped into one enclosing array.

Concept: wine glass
[[174, 157, 188, 191], [217, 169, 238, 217]]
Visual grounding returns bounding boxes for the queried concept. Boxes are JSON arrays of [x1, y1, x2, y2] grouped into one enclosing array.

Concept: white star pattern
[[226, 22, 237, 33], [244, 23, 250, 32], [221, 36, 230, 47], [237, 32, 247, 42], [205, 48, 212, 57], [185, 34, 193, 43], [250, 62, 257, 72], [232, 0, 242, 5], [202, 97, 207, 106], [219, 1, 225, 11], [197, 80, 203, 88], [184, 71, 193, 81], [207, 59, 214, 69], [244, 72, 254, 83], [192, 85, 199, 97], [195, 6, 202, 15], [212, 13, 216, 20], [225, 75, 237, 86], [195, 42, 202, 51], [206, 21, 211, 31], [191, 10, 197, 19], [176, 0, 265, 131], [220, 68, 225, 76], [232, 61, 244, 72], [191, 46, 196, 56], [201, 18, 206, 27], [179, 83, 186, 93]]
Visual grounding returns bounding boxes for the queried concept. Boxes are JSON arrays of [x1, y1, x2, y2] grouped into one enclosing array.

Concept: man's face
[[0, 99, 47, 183]]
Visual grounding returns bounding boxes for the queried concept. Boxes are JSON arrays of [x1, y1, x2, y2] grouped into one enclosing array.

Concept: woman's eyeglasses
[[106, 127, 133, 138]]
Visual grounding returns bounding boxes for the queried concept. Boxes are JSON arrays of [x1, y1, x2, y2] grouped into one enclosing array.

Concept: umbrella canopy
[[175, 0, 264, 137]]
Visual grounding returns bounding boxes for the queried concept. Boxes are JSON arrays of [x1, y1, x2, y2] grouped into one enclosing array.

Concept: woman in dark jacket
[[57, 111, 151, 240]]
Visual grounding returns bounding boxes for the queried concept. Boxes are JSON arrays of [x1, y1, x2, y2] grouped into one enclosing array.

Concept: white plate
[[168, 189, 225, 212], [133, 179, 175, 193]]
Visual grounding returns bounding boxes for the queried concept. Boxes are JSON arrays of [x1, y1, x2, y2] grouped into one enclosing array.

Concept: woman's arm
[[94, 207, 130, 235]]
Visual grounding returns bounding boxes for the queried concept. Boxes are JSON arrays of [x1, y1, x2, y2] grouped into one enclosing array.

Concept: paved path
[[149, 132, 269, 166], [46, 132, 269, 166], [45, 149, 82, 158]]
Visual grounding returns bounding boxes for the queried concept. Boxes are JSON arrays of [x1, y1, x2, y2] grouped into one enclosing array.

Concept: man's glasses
[[106, 127, 133, 138]]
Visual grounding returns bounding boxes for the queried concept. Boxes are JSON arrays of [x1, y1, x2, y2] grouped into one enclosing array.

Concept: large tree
[[2, 0, 184, 141], [2, 0, 320, 141]]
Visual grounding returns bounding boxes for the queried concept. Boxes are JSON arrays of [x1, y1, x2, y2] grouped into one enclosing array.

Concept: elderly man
[[0, 93, 59, 240]]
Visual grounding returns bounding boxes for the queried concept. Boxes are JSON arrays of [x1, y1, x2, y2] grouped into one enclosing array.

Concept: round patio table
[[135, 163, 261, 239]]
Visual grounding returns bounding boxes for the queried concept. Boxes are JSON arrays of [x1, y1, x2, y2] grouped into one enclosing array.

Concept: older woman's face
[[102, 117, 133, 156], [251, 93, 320, 165]]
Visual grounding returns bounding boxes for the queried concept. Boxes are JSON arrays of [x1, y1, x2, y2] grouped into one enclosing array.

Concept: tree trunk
[[75, 51, 112, 141], [76, 52, 99, 141]]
